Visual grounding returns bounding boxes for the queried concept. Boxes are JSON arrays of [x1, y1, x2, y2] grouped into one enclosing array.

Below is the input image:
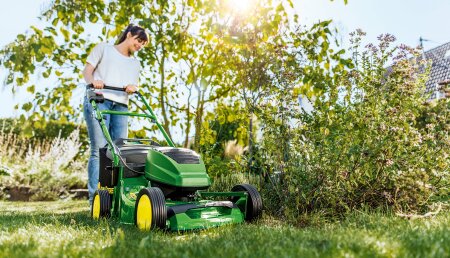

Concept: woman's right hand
[[92, 80, 104, 89]]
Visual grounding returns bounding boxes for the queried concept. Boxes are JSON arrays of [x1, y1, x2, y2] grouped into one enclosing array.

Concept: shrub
[[0, 118, 89, 157], [256, 31, 449, 219], [0, 125, 87, 201]]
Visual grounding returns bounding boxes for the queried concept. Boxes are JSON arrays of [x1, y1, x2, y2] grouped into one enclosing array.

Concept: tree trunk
[[248, 113, 253, 160], [183, 103, 191, 148], [159, 45, 172, 140], [193, 87, 206, 151]]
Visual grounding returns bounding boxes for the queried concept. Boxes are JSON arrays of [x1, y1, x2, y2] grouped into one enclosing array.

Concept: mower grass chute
[[87, 85, 263, 231]]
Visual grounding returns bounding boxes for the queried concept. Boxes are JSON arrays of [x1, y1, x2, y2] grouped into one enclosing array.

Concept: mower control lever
[[114, 138, 161, 146], [87, 90, 105, 103]]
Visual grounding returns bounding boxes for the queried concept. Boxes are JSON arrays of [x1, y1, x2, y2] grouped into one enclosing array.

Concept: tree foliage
[[1, 0, 226, 143], [0, 0, 345, 146]]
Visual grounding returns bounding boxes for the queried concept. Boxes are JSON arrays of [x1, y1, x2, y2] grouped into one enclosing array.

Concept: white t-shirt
[[86, 43, 141, 105]]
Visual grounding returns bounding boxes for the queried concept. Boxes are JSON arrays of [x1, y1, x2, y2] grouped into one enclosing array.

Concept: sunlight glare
[[227, 0, 252, 14]]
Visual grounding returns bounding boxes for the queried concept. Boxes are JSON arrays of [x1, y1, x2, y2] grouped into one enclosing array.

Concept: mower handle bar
[[86, 84, 175, 148], [86, 83, 138, 93]]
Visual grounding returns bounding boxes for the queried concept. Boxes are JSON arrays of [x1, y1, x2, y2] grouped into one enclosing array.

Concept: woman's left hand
[[124, 84, 138, 94]]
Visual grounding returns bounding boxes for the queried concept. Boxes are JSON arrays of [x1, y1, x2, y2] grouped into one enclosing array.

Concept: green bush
[[256, 31, 449, 219], [0, 128, 87, 201], [198, 101, 251, 178]]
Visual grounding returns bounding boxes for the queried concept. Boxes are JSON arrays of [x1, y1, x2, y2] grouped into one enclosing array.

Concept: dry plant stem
[[396, 203, 442, 220]]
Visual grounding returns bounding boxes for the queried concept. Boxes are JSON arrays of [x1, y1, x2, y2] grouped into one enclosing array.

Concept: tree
[[1, 0, 200, 141], [175, 2, 235, 149], [223, 0, 291, 161]]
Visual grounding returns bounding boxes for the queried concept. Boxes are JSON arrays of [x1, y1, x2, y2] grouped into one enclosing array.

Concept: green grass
[[0, 201, 448, 258]]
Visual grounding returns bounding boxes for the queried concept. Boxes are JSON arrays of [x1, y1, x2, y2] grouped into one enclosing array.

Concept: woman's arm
[[83, 63, 104, 89]]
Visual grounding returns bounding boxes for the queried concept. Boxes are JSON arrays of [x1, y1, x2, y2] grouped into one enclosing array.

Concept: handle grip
[[87, 84, 126, 92]]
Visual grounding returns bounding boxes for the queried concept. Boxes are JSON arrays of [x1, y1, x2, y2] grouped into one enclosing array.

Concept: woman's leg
[[83, 97, 110, 205]]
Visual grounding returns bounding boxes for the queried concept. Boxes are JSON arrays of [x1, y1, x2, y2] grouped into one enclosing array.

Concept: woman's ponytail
[[116, 24, 134, 44], [116, 24, 148, 45]]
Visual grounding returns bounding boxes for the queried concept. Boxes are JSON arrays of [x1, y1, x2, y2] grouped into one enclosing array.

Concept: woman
[[82, 24, 148, 205]]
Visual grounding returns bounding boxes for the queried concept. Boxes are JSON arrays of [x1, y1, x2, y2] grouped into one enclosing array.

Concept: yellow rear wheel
[[90, 190, 111, 219], [136, 195, 152, 231], [92, 194, 101, 219], [231, 184, 263, 221]]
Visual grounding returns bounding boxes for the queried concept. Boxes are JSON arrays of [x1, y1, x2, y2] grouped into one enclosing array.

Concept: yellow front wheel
[[136, 195, 152, 230], [135, 187, 166, 231]]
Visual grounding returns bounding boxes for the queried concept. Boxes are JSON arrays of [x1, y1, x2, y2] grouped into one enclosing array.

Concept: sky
[[1, 0, 450, 120], [296, 0, 450, 48]]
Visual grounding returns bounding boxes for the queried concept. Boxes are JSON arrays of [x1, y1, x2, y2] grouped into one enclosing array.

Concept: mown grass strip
[[0, 201, 448, 258]]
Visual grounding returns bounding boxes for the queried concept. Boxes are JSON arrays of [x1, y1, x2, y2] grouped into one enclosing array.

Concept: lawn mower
[[87, 85, 262, 231]]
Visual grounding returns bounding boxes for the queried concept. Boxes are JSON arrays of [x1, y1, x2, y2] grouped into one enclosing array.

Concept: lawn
[[0, 200, 448, 258]]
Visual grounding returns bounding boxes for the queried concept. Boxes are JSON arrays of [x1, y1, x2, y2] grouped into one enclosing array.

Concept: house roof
[[421, 42, 450, 99]]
